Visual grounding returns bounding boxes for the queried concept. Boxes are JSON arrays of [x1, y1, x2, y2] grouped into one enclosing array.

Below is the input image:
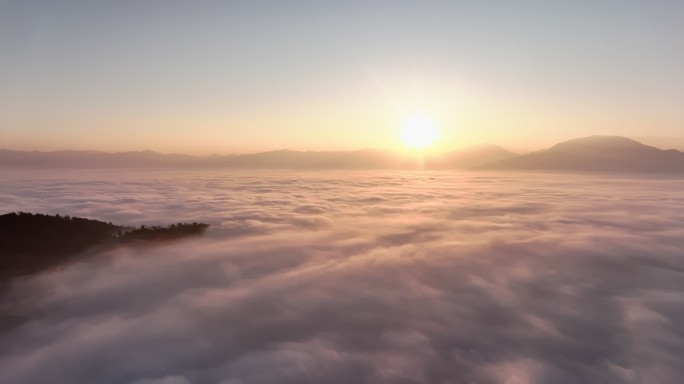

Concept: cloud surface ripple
[[1, 170, 684, 384]]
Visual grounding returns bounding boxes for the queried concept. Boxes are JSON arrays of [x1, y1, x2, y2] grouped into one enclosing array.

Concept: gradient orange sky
[[2, 1, 683, 154]]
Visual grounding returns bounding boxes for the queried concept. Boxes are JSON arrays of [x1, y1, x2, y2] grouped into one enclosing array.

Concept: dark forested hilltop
[[0, 212, 209, 280]]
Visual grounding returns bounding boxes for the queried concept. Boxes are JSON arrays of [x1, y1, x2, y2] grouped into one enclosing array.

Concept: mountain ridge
[[476, 135, 684, 173], [0, 145, 517, 170], [2, 136, 683, 173]]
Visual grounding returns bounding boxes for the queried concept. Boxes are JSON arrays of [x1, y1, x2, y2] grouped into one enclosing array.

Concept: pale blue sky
[[2, 1, 683, 153]]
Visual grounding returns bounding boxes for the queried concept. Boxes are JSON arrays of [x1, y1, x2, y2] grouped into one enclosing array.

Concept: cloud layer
[[1, 170, 684, 384]]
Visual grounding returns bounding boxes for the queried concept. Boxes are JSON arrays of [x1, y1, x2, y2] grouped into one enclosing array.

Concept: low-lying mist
[[1, 170, 684, 384]]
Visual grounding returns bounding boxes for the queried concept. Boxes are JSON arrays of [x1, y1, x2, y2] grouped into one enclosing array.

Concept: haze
[[2, 170, 684, 384], [2, 3, 684, 384], [2, 1, 684, 154]]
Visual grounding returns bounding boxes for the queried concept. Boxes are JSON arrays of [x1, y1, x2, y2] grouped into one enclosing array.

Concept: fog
[[1, 170, 684, 384]]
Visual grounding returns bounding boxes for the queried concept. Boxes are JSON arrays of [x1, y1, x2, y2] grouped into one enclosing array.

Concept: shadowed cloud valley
[[1, 170, 684, 383]]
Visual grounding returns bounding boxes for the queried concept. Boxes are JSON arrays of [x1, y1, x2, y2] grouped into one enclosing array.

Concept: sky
[[1, 0, 683, 154]]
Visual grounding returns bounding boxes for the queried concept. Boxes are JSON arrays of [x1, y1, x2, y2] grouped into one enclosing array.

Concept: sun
[[400, 112, 439, 149]]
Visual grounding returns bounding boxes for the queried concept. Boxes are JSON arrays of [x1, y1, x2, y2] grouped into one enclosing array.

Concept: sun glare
[[400, 112, 439, 149]]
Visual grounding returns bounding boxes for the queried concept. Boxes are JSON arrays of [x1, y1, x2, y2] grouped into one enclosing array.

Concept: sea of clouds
[[1, 169, 684, 384]]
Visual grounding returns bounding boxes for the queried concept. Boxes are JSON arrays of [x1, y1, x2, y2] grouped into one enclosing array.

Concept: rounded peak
[[551, 136, 645, 150], [455, 143, 512, 153], [546, 136, 667, 161]]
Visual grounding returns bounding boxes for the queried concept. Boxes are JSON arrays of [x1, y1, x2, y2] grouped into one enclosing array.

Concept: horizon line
[[5, 134, 683, 157]]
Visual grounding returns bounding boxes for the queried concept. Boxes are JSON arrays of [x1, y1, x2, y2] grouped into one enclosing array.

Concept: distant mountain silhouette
[[210, 149, 402, 169], [0, 212, 209, 280], [477, 136, 684, 173], [4, 137, 681, 172], [0, 149, 200, 168], [436, 144, 519, 169], [634, 136, 684, 152], [0, 145, 517, 170]]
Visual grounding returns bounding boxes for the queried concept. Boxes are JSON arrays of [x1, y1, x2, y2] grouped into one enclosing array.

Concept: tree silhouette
[[0, 212, 209, 280]]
